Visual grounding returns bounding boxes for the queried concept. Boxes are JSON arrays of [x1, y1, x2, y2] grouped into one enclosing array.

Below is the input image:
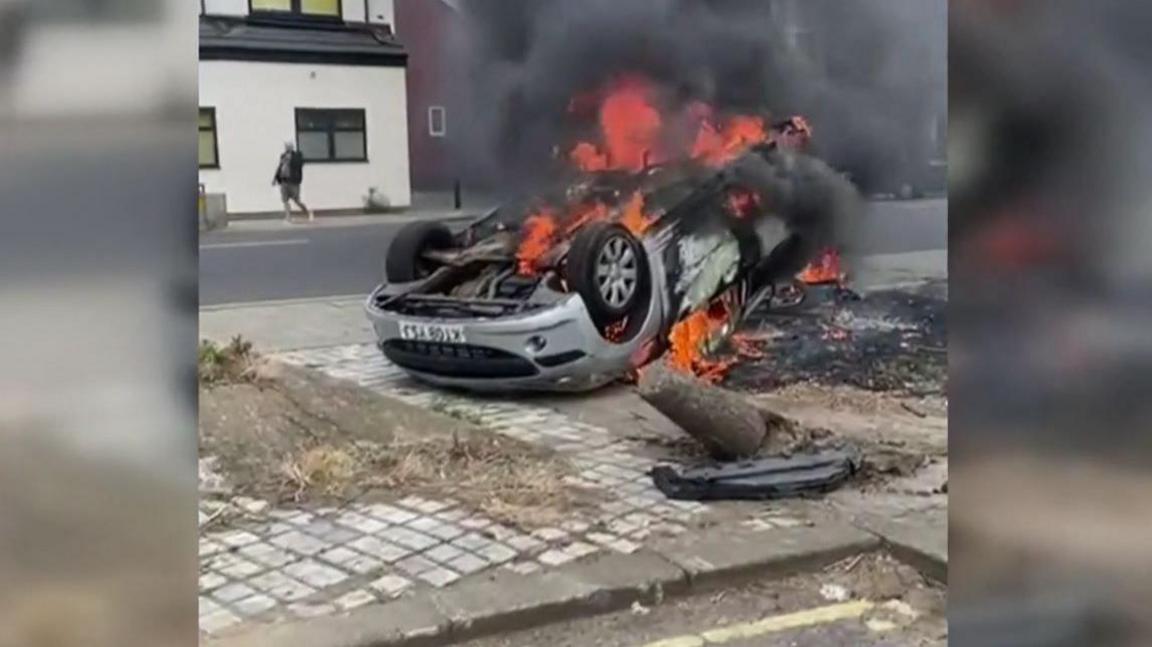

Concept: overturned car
[[366, 116, 856, 392]]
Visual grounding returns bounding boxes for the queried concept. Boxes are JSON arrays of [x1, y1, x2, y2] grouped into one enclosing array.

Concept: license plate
[[398, 321, 466, 344]]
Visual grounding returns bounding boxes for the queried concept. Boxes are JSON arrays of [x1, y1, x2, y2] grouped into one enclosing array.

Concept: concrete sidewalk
[[214, 211, 479, 234]]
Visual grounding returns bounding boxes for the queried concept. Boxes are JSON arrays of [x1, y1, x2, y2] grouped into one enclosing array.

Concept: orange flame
[[569, 142, 609, 172], [619, 191, 656, 236], [692, 113, 769, 167], [797, 247, 845, 285], [562, 201, 611, 236], [598, 76, 664, 172], [667, 298, 735, 383], [516, 212, 558, 276]]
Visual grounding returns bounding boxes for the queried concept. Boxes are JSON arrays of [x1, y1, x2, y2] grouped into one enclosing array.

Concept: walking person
[[273, 141, 313, 222]]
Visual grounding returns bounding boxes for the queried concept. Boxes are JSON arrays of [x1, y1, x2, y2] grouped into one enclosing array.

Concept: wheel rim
[[595, 235, 639, 308]]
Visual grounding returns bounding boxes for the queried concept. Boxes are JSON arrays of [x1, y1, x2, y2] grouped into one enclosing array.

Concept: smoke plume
[[445, 0, 946, 196]]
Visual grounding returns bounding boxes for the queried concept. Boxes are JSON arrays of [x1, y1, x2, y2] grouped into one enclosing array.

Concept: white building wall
[[202, 0, 247, 17], [199, 60, 411, 213], [365, 0, 394, 25]]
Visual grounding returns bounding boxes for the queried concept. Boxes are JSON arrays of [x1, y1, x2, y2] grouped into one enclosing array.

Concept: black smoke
[[444, 0, 946, 197]]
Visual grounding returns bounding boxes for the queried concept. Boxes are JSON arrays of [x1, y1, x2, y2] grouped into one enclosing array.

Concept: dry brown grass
[[198, 336, 259, 386], [278, 434, 588, 527]]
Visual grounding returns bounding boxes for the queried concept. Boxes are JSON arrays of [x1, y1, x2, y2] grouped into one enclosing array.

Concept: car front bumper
[[364, 287, 659, 393]]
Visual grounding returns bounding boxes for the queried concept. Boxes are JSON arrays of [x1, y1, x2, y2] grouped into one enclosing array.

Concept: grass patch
[[278, 434, 583, 527], [198, 336, 257, 386]]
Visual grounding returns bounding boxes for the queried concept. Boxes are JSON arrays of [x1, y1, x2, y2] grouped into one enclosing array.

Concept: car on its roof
[[365, 131, 850, 392]]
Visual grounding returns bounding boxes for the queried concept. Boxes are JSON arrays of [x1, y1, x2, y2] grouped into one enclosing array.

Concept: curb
[[205, 523, 878, 647], [867, 518, 948, 585]]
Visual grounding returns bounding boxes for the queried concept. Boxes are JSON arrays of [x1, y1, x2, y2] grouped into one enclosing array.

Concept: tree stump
[[636, 363, 768, 460]]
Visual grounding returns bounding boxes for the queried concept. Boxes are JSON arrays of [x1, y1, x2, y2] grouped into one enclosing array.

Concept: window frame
[[248, 0, 343, 20], [294, 108, 369, 164], [199, 107, 221, 170], [428, 106, 447, 138]]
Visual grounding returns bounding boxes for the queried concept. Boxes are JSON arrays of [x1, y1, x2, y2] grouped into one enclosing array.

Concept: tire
[[385, 221, 455, 283], [565, 223, 650, 328]]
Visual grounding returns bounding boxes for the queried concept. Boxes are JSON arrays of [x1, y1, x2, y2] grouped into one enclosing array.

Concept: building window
[[199, 108, 220, 169], [296, 108, 367, 162], [428, 106, 447, 138], [250, 0, 341, 18]]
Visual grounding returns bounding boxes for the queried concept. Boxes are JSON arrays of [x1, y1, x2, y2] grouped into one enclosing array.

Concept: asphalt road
[[199, 199, 946, 307], [457, 557, 946, 647]]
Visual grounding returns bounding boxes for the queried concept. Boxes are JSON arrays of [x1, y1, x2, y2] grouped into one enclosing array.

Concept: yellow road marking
[[638, 600, 875, 647]]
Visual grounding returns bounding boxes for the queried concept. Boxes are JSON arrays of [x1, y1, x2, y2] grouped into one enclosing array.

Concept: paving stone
[[200, 608, 241, 634], [475, 542, 518, 565], [407, 516, 445, 534], [232, 594, 278, 617], [283, 559, 349, 589], [363, 504, 417, 525], [435, 508, 468, 523], [199, 540, 224, 558], [458, 516, 493, 530], [531, 527, 568, 543], [249, 571, 317, 602], [452, 532, 494, 552], [334, 589, 378, 611], [447, 552, 489, 576], [606, 538, 641, 554], [396, 554, 438, 576], [505, 534, 546, 553], [343, 553, 386, 575], [537, 549, 576, 567], [334, 511, 389, 534], [233, 497, 270, 515], [213, 582, 257, 604], [417, 566, 461, 588], [317, 546, 361, 567], [199, 572, 227, 592], [214, 529, 261, 548], [425, 522, 467, 541], [504, 561, 541, 575], [207, 554, 264, 579], [271, 510, 314, 525], [599, 501, 632, 516], [559, 520, 591, 533], [424, 544, 465, 564], [369, 574, 412, 597], [270, 530, 328, 556], [385, 527, 440, 551], [238, 542, 296, 568], [348, 536, 412, 563], [199, 596, 220, 616], [563, 541, 599, 560], [482, 523, 520, 542]]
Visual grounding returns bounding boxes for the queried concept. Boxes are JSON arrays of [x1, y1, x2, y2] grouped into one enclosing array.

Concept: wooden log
[[636, 363, 768, 460]]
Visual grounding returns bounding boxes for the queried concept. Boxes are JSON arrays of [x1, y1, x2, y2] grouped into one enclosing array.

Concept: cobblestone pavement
[[199, 344, 809, 638]]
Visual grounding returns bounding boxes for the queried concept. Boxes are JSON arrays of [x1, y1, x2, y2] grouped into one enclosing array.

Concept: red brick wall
[[394, 0, 458, 190]]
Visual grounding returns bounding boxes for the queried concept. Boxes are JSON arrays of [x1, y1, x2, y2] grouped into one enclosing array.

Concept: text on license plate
[[399, 321, 466, 344]]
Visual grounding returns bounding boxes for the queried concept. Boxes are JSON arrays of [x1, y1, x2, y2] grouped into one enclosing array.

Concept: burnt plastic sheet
[[650, 449, 860, 501]]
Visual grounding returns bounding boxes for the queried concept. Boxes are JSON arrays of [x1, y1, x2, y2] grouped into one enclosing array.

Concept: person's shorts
[[279, 183, 301, 202]]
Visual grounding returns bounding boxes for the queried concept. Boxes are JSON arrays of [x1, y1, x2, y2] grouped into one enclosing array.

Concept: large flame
[[666, 298, 736, 383], [691, 108, 769, 167], [797, 247, 845, 285], [516, 212, 558, 276], [568, 75, 777, 173]]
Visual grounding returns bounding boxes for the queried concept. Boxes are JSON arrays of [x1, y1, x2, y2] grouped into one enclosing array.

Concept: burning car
[[366, 78, 855, 392]]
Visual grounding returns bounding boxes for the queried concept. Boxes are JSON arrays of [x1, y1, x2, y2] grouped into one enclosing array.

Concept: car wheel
[[566, 222, 650, 329], [385, 221, 454, 283]]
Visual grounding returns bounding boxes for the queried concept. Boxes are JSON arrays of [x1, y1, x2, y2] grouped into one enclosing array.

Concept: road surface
[[199, 199, 946, 306]]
